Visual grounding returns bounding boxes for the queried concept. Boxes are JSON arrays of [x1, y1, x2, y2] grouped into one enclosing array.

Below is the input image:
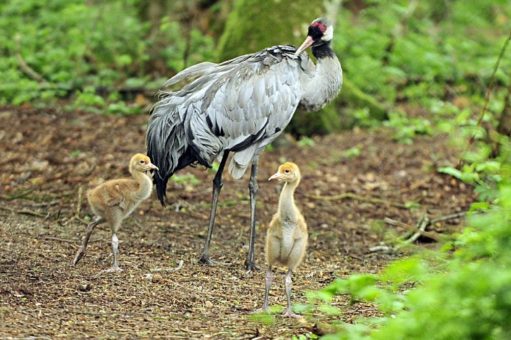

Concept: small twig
[[63, 215, 89, 226], [28, 200, 59, 208], [384, 217, 441, 242], [372, 210, 466, 252], [0, 205, 47, 218], [75, 186, 83, 218], [368, 245, 394, 253], [308, 192, 408, 209], [151, 260, 184, 273], [131, 217, 143, 228], [41, 236, 76, 244], [0, 189, 35, 201], [401, 215, 429, 245], [458, 29, 511, 167], [347, 253, 364, 261], [430, 212, 466, 224], [15, 34, 48, 83]]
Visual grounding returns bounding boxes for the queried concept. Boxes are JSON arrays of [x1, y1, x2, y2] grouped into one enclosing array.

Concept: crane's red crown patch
[[311, 21, 327, 33]]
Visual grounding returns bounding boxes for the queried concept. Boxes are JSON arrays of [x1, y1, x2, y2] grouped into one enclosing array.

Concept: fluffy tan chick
[[262, 162, 308, 317], [72, 153, 158, 272]]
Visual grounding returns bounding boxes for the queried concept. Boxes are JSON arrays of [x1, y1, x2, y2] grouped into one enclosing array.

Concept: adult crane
[[147, 17, 342, 271]]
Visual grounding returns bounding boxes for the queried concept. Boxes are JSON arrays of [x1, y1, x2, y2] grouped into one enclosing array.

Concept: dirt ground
[[0, 107, 474, 338]]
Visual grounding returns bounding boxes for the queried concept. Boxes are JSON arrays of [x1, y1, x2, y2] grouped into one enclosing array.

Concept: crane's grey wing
[[162, 62, 218, 91], [188, 46, 305, 178]]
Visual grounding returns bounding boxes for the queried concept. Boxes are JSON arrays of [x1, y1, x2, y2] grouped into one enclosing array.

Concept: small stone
[[30, 160, 49, 172], [13, 132, 23, 143], [78, 283, 92, 292], [205, 301, 213, 308], [75, 161, 92, 175], [151, 273, 162, 283], [365, 172, 375, 181]]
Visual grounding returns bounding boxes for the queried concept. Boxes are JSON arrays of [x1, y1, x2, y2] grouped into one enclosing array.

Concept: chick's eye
[[285, 170, 290, 173], [139, 160, 145, 164]]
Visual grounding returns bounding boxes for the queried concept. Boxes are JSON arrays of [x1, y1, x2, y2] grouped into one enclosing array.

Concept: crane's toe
[[102, 265, 123, 274], [282, 308, 301, 318], [198, 254, 221, 266], [244, 260, 259, 272], [252, 307, 269, 314]]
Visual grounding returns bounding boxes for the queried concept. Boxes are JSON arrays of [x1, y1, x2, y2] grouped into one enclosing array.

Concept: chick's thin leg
[[72, 216, 105, 266], [110, 233, 122, 271], [262, 267, 273, 311], [283, 270, 299, 318], [104, 214, 123, 273], [246, 154, 259, 271], [199, 151, 229, 265]]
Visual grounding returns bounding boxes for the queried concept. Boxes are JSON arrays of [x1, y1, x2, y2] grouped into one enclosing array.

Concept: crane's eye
[[284, 169, 290, 173]]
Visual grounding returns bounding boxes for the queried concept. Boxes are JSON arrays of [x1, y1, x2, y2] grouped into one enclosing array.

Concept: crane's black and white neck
[[296, 18, 343, 112]]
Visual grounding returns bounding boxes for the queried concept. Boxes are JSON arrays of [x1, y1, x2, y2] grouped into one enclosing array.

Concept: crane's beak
[[268, 172, 281, 181], [294, 36, 314, 56]]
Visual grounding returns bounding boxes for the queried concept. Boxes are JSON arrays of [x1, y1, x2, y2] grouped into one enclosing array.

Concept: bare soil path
[[0, 108, 473, 338]]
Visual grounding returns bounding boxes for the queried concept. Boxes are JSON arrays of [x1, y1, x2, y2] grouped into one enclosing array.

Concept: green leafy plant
[[171, 174, 201, 186], [302, 177, 511, 338], [298, 136, 316, 148], [0, 0, 216, 111]]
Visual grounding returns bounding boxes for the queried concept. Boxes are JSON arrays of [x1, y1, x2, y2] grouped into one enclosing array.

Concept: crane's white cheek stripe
[[322, 26, 333, 41]]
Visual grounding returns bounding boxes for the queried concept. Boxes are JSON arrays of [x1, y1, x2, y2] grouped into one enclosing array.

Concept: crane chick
[[72, 153, 158, 272], [262, 162, 307, 317]]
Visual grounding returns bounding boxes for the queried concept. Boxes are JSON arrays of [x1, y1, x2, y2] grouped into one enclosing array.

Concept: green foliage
[[0, 0, 215, 112], [301, 170, 511, 339], [298, 137, 316, 149], [335, 0, 511, 133], [297, 4, 511, 333], [337, 0, 511, 101], [341, 146, 361, 160], [218, 0, 325, 61], [383, 112, 432, 144], [2, 0, 509, 133], [171, 174, 201, 186]]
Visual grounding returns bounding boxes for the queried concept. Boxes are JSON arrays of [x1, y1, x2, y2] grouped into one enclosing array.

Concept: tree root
[[369, 211, 467, 253]]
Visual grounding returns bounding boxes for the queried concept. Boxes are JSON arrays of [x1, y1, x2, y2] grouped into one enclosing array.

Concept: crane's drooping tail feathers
[[147, 100, 188, 205], [228, 145, 257, 180]]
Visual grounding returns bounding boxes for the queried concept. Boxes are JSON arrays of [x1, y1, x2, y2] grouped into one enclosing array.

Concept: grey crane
[[147, 17, 342, 271]]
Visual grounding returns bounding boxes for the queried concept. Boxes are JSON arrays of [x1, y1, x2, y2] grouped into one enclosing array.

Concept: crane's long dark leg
[[199, 151, 230, 265], [245, 154, 259, 271]]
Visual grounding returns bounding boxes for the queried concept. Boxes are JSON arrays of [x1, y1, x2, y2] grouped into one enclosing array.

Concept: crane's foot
[[198, 254, 218, 266], [252, 306, 269, 314], [282, 308, 301, 318], [94, 265, 122, 278], [105, 265, 123, 273], [244, 260, 259, 272]]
